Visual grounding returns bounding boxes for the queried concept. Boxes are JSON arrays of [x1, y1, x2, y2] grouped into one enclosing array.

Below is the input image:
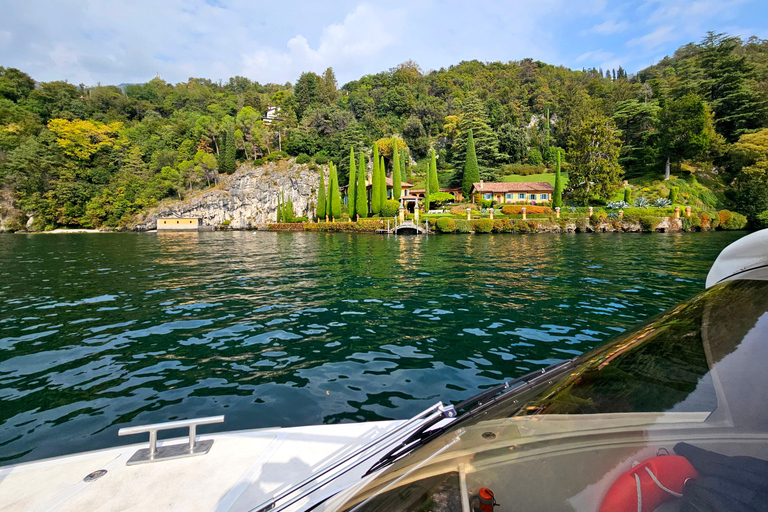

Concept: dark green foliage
[[316, 168, 326, 220], [719, 209, 748, 229], [392, 142, 401, 201], [454, 219, 471, 233], [553, 151, 563, 208], [733, 164, 768, 225], [623, 188, 632, 203], [461, 130, 480, 200], [314, 154, 329, 165], [295, 153, 311, 164], [657, 94, 714, 177], [277, 191, 283, 223], [328, 162, 341, 220], [355, 152, 367, 219], [381, 199, 400, 217], [527, 148, 543, 165], [436, 217, 456, 232], [348, 147, 357, 216], [757, 210, 768, 228], [379, 155, 386, 204], [222, 125, 237, 174], [371, 144, 381, 214], [451, 93, 501, 168], [497, 123, 527, 163]]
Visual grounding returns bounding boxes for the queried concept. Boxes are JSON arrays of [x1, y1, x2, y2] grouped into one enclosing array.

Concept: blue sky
[[1, 0, 766, 87]]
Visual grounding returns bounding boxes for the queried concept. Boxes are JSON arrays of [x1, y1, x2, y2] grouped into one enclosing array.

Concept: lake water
[[0, 230, 745, 465]]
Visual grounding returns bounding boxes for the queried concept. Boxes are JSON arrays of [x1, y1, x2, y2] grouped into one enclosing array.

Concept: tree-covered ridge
[[1, 32, 768, 230]]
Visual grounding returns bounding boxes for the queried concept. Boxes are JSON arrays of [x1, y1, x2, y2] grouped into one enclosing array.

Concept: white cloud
[[241, 3, 400, 83], [627, 25, 676, 49], [576, 50, 614, 63], [581, 19, 629, 35]]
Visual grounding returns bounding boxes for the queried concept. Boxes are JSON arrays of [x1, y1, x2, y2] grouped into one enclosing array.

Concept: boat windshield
[[326, 278, 768, 512]]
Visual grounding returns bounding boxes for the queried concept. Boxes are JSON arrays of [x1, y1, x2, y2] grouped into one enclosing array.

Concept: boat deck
[[0, 421, 401, 512]]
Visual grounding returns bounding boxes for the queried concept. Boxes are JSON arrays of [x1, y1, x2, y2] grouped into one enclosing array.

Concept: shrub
[[681, 215, 701, 231], [436, 217, 456, 232], [718, 210, 732, 227], [472, 218, 494, 233], [266, 151, 287, 162], [669, 186, 679, 204], [314, 154, 329, 165], [514, 220, 532, 233], [293, 216, 308, 223], [757, 210, 768, 228], [527, 148, 543, 165], [295, 153, 311, 164], [590, 212, 608, 224], [720, 210, 748, 230], [480, 199, 494, 209], [623, 212, 641, 224], [623, 188, 632, 203], [381, 200, 400, 217], [450, 204, 477, 215], [253, 158, 264, 166], [639, 216, 662, 232], [454, 219, 471, 233], [500, 205, 553, 215]]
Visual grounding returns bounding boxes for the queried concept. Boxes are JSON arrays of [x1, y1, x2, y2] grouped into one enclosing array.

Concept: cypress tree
[[461, 129, 480, 200], [392, 142, 401, 201], [371, 144, 381, 214], [326, 165, 332, 218], [317, 167, 326, 221], [277, 190, 283, 222], [329, 162, 341, 220], [428, 149, 439, 197], [348, 147, 356, 216], [553, 151, 563, 208], [424, 158, 430, 212], [400, 150, 408, 181], [623, 187, 632, 204], [356, 152, 368, 219], [223, 125, 236, 174], [379, 155, 386, 203]]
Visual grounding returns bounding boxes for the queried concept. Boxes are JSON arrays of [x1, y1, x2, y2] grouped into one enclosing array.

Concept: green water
[[0, 230, 745, 464]]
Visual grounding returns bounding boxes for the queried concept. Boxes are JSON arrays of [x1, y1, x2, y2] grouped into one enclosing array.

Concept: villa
[[409, 187, 464, 203], [471, 180, 554, 204]]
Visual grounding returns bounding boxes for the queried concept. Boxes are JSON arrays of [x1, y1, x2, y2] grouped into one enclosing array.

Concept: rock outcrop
[[132, 160, 320, 231]]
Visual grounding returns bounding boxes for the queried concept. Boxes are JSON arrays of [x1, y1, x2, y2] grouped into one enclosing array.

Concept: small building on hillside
[[471, 181, 554, 204], [409, 187, 463, 203], [157, 217, 201, 231], [262, 106, 281, 125]]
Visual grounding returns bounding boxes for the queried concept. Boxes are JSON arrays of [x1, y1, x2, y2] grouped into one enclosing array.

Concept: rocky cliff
[[132, 160, 320, 231]]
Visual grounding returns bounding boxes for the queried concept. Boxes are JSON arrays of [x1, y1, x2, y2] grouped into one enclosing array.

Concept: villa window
[[505, 193, 513, 201], [529, 194, 536, 200], [518, 193, 525, 199], [540, 194, 548, 200], [484, 193, 492, 200]]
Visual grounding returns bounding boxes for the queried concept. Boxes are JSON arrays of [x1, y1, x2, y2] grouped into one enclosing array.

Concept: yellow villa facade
[[471, 181, 555, 205]]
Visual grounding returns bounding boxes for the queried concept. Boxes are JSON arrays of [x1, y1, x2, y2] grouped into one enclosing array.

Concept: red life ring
[[598, 455, 698, 512]]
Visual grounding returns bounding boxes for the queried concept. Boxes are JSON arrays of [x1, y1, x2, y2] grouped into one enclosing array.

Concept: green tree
[[400, 149, 409, 181], [379, 155, 386, 203], [428, 148, 439, 198], [277, 190, 283, 222], [424, 158, 430, 211], [451, 93, 501, 168], [392, 141, 401, 201], [697, 32, 767, 142], [461, 130, 480, 200], [347, 147, 356, 216], [317, 167, 327, 220], [568, 114, 624, 202], [223, 124, 237, 174], [553, 151, 564, 208], [328, 162, 341, 220], [657, 94, 715, 179], [371, 143, 382, 214], [294, 72, 319, 121], [498, 123, 527, 163], [356, 152, 368, 219]]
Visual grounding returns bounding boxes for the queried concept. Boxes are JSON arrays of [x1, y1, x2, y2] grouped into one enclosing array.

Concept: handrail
[[118, 415, 224, 465], [250, 402, 451, 512]]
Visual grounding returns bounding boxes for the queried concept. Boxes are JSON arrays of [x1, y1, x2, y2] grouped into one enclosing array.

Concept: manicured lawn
[[502, 173, 568, 186]]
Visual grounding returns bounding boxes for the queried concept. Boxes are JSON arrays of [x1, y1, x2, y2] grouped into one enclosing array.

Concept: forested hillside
[[1, 32, 768, 230]]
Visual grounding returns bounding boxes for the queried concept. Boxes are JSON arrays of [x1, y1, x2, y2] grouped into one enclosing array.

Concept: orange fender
[[599, 455, 698, 512]]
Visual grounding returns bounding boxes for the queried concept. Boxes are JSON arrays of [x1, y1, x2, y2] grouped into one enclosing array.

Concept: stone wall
[[132, 160, 319, 231]]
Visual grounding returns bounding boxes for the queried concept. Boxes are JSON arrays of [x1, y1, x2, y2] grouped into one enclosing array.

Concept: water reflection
[[0, 230, 745, 464]]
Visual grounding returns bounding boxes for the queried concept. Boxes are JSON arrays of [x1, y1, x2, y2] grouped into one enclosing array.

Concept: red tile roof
[[472, 181, 554, 193]]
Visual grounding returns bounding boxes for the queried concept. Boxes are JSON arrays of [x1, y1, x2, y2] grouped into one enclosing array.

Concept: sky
[[1, 0, 767, 87]]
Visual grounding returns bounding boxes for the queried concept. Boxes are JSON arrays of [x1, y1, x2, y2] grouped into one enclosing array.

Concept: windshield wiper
[[366, 357, 578, 474]]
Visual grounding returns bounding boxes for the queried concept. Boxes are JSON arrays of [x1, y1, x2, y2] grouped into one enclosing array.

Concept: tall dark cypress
[[356, 152, 368, 219], [223, 125, 236, 174], [392, 142, 401, 201], [553, 151, 563, 208], [462, 130, 480, 200], [317, 168, 326, 221], [348, 147, 356, 216]]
